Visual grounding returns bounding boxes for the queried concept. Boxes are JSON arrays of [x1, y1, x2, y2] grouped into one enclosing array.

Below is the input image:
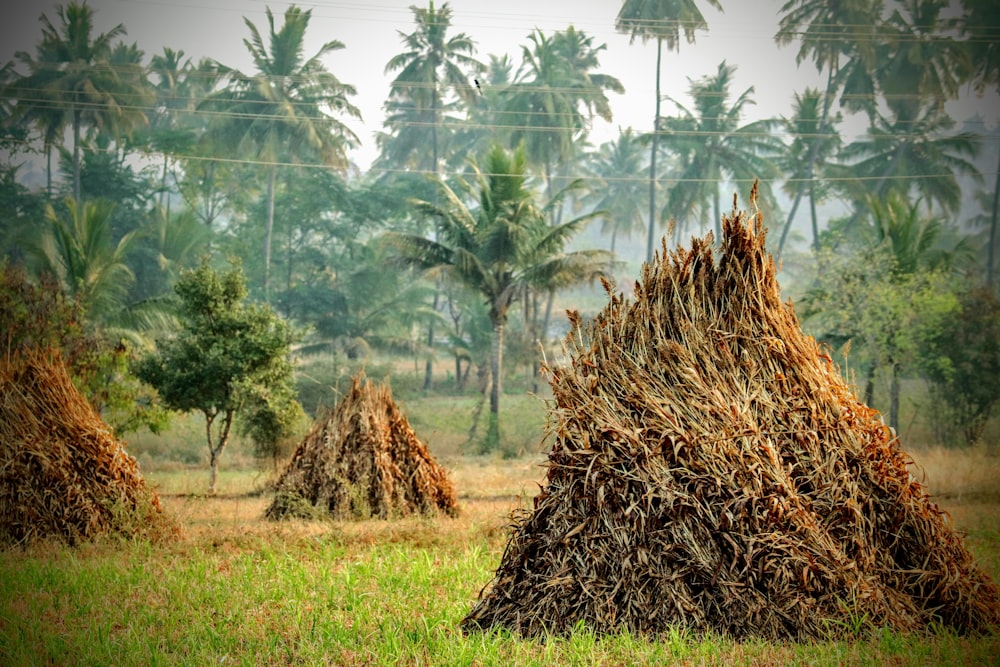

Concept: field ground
[[1, 446, 999, 666]]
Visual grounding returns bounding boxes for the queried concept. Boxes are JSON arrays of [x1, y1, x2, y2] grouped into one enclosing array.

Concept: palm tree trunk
[[487, 314, 504, 451], [645, 37, 663, 265], [808, 178, 820, 251], [776, 185, 805, 260], [72, 108, 82, 203], [713, 188, 721, 241], [988, 147, 999, 287], [264, 163, 277, 301], [424, 91, 442, 391]]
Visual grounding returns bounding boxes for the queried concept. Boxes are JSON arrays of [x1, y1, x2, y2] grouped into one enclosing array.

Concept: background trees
[[205, 5, 360, 300], [386, 143, 610, 451], [616, 0, 723, 263], [1, 0, 998, 455]]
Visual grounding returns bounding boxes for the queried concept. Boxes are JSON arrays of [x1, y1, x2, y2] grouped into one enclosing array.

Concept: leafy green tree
[[135, 260, 301, 494], [386, 143, 610, 450], [583, 128, 648, 254], [616, 0, 723, 263], [918, 286, 1000, 446], [659, 61, 782, 241], [806, 192, 969, 431], [206, 5, 360, 299], [6, 1, 152, 202]]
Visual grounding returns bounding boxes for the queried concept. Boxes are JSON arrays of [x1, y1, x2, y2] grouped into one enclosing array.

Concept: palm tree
[[506, 27, 624, 203], [960, 0, 1000, 286], [206, 5, 360, 300], [616, 0, 723, 264], [6, 1, 152, 203], [879, 0, 971, 118], [385, 143, 610, 450], [29, 197, 136, 325], [775, 88, 842, 258], [142, 47, 198, 213], [380, 1, 482, 176], [583, 128, 648, 254], [659, 61, 782, 241], [380, 1, 483, 391], [774, 0, 882, 253]]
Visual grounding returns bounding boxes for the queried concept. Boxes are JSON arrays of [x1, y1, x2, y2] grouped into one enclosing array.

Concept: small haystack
[[265, 370, 458, 520], [0, 348, 171, 546], [462, 189, 1000, 640]]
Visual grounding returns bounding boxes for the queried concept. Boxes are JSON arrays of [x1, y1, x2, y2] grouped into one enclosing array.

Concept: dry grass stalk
[[265, 370, 458, 520], [462, 186, 1000, 640], [0, 348, 173, 546]]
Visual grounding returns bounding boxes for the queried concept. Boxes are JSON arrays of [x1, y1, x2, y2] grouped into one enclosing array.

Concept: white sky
[[3, 0, 997, 174]]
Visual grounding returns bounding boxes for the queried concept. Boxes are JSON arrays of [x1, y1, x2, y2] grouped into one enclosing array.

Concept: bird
[[474, 78, 482, 94]]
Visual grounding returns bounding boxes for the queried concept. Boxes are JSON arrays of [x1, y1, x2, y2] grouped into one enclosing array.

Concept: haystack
[[462, 189, 1000, 640], [265, 371, 458, 520], [0, 348, 171, 546]]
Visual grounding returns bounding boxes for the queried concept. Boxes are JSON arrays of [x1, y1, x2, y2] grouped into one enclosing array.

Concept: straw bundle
[[265, 370, 458, 520], [0, 348, 171, 546], [462, 189, 1000, 640]]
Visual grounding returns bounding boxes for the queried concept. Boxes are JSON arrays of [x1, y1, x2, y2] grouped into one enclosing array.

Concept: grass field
[[1, 445, 999, 666]]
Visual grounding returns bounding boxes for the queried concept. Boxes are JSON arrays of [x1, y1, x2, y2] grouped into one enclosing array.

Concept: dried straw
[[462, 186, 1000, 640], [265, 370, 458, 520], [0, 348, 172, 546]]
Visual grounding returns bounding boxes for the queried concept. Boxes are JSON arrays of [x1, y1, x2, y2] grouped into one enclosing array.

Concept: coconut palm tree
[[29, 198, 136, 325], [506, 27, 624, 203], [380, 1, 482, 176], [206, 5, 360, 300], [838, 102, 981, 221], [385, 143, 610, 450], [616, 0, 723, 263], [6, 1, 152, 203], [960, 0, 999, 286], [659, 61, 782, 241], [583, 128, 648, 254], [775, 88, 842, 258]]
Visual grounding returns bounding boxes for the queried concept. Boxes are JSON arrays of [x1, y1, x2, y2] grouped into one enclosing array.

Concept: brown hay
[[0, 348, 173, 546], [265, 370, 458, 520], [462, 187, 1000, 640]]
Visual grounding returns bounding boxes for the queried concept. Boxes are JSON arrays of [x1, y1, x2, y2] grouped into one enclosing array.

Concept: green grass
[[2, 460, 999, 666]]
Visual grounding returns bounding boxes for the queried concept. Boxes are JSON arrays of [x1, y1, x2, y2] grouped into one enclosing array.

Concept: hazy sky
[[2, 0, 998, 173]]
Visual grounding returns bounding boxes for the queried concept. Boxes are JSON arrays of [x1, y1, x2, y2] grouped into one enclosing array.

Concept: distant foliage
[[0, 262, 168, 435], [918, 286, 1000, 446]]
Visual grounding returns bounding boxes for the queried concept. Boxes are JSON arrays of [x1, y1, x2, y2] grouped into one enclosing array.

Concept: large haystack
[[265, 371, 458, 520], [462, 191, 1000, 640], [0, 348, 172, 546]]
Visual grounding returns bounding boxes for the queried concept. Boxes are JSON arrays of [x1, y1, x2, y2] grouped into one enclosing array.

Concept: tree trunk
[[776, 185, 805, 261], [72, 109, 82, 203], [645, 38, 663, 265], [809, 178, 820, 251], [263, 164, 278, 301], [863, 359, 877, 408], [889, 359, 900, 434], [713, 188, 721, 242], [206, 409, 235, 495], [486, 313, 504, 451], [987, 147, 999, 287]]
